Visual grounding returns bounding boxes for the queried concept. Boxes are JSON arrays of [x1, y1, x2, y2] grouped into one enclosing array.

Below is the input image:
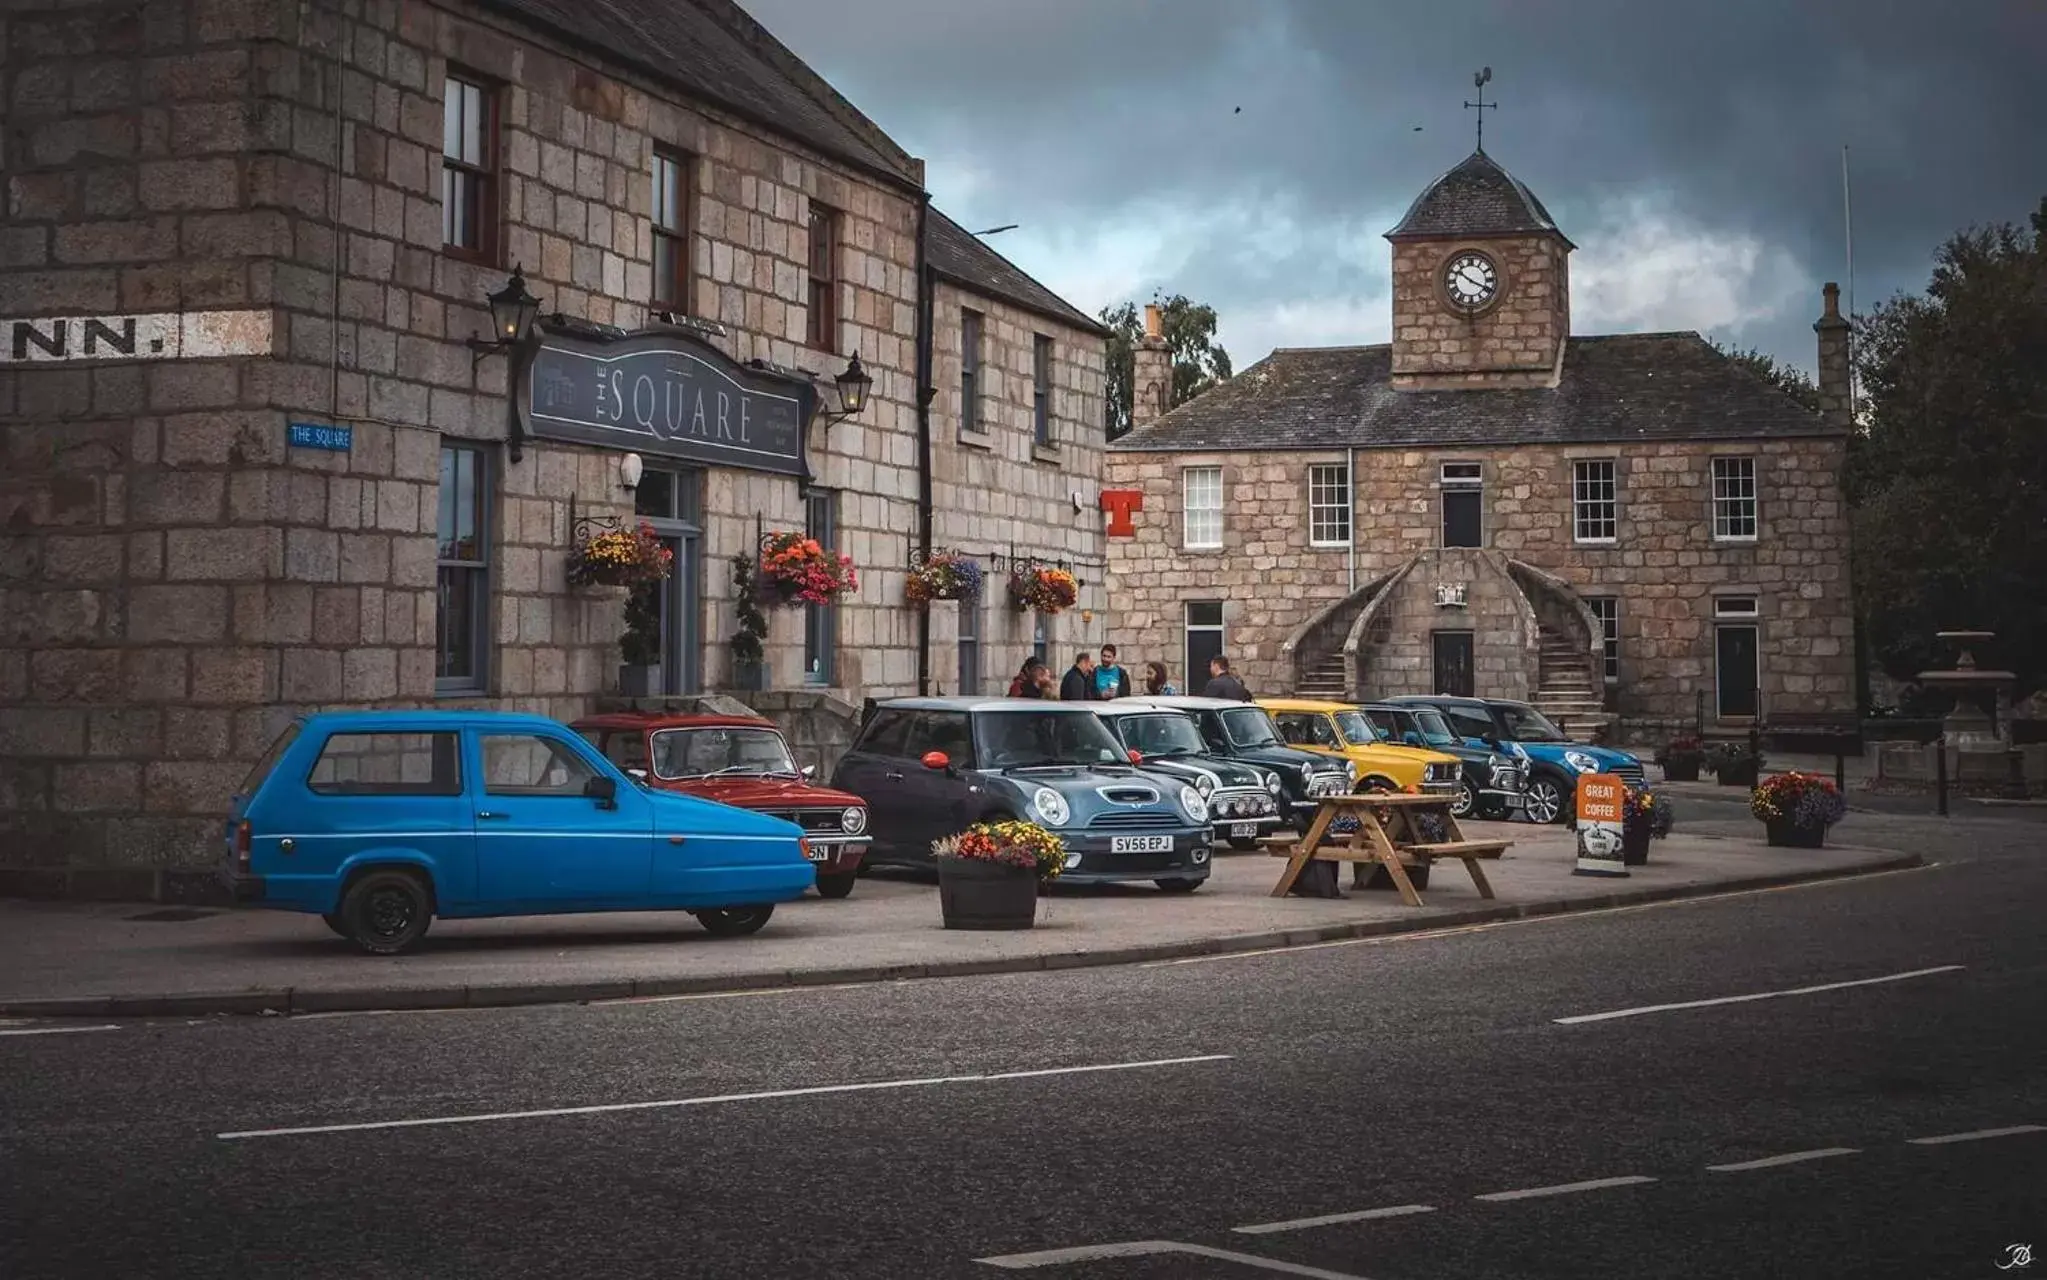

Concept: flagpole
[[1842, 144, 1856, 424]]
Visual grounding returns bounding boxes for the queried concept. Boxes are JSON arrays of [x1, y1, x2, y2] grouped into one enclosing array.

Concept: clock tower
[[1384, 149, 1575, 390]]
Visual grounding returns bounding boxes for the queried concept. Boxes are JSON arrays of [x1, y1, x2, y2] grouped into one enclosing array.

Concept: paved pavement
[[1, 809, 2040, 1278], [0, 814, 1920, 1016]]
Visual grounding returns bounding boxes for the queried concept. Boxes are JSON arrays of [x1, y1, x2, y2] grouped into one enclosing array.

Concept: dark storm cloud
[[746, 0, 2047, 368]]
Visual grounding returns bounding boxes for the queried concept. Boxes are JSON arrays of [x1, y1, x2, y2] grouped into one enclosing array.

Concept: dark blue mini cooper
[[831, 698, 1215, 892]]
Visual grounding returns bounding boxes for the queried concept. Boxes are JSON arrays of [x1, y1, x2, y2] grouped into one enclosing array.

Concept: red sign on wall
[[1101, 489, 1143, 537]]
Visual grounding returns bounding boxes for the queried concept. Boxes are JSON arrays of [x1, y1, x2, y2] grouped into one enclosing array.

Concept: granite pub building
[[0, 0, 1108, 898]]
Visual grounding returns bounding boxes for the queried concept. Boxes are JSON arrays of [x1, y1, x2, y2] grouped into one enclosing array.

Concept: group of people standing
[[1003, 645, 1252, 703]]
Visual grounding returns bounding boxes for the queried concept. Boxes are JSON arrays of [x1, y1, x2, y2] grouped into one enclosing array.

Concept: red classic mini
[[572, 712, 870, 899]]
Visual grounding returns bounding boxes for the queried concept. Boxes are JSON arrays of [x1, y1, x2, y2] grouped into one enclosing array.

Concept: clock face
[[1443, 251, 1500, 311]]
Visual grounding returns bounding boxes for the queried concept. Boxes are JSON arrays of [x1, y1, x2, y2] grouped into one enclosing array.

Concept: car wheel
[[338, 869, 432, 956], [815, 872, 857, 900], [1525, 776, 1569, 825], [1356, 777, 1398, 795], [694, 905, 775, 937], [1450, 779, 1478, 818], [320, 912, 348, 937], [1154, 878, 1203, 894], [1226, 836, 1261, 852]]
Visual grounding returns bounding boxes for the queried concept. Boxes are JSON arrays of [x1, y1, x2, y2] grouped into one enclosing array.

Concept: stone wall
[[1102, 434, 1854, 721], [1389, 233, 1570, 388], [928, 280, 1107, 694]]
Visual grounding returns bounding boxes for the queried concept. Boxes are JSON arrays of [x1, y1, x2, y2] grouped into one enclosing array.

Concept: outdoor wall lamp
[[818, 351, 873, 423], [467, 264, 543, 365], [618, 452, 643, 492]]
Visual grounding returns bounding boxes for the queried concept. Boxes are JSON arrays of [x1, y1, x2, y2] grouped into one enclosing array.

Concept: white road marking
[[1234, 1203, 1436, 1234], [0, 1024, 121, 1038], [1707, 1147, 1860, 1172], [216, 1053, 1233, 1141], [976, 1239, 1374, 1277], [1145, 925, 1497, 967], [1907, 1125, 2045, 1146], [1474, 1175, 1657, 1202], [1553, 965, 1964, 1025]]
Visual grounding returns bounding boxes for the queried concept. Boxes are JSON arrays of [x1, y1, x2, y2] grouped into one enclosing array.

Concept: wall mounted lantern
[[813, 351, 872, 424], [467, 264, 543, 364], [618, 452, 644, 492]]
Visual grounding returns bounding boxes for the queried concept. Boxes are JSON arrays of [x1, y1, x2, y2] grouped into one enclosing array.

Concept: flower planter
[[937, 857, 1038, 930], [1662, 757, 1701, 783], [1622, 821, 1652, 865], [732, 660, 766, 693], [1765, 818, 1828, 849], [617, 664, 662, 698]]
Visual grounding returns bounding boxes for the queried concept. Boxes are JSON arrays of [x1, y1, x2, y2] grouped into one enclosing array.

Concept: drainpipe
[[913, 193, 935, 696], [1346, 445, 1358, 595]]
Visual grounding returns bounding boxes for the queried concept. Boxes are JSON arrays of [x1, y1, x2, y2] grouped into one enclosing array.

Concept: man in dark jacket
[[1201, 654, 1251, 701], [1059, 652, 1098, 702]]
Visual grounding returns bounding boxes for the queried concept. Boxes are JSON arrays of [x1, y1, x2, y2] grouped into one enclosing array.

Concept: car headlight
[[841, 806, 867, 834], [1194, 774, 1215, 796], [1564, 750, 1600, 774], [1031, 787, 1070, 827], [1487, 753, 1502, 770], [1179, 785, 1207, 823], [1263, 771, 1282, 794], [1344, 760, 1360, 783]]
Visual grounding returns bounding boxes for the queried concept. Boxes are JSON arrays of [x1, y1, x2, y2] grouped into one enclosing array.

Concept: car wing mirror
[[920, 750, 951, 773], [801, 763, 817, 778], [583, 775, 619, 809], [1127, 748, 1143, 765]]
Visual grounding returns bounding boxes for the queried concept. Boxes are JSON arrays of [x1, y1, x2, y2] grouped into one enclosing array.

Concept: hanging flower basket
[[568, 521, 674, 588], [1750, 771, 1846, 848], [1005, 564, 1078, 614], [906, 552, 984, 605], [758, 531, 857, 608]]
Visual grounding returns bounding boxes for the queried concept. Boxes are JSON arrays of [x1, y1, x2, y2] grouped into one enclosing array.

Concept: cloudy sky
[[746, 0, 2044, 377]]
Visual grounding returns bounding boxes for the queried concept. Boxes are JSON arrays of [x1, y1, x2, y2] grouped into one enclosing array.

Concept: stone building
[[1104, 148, 1855, 740], [0, 0, 1105, 899]]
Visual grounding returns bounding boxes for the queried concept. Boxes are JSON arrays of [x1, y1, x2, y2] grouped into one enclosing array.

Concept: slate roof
[[483, 0, 923, 191], [1109, 333, 1841, 453], [1387, 150, 1571, 247], [926, 209, 1109, 336]]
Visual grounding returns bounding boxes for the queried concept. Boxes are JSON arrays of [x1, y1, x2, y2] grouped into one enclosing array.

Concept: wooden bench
[[1263, 793, 1512, 907]]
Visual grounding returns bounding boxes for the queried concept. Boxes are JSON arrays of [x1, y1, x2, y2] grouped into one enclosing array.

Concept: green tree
[[1101, 294, 1233, 439], [1846, 197, 2047, 697], [1713, 340, 1822, 413]]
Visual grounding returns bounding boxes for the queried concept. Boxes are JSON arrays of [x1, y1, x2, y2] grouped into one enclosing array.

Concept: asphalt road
[[2, 807, 2042, 1280]]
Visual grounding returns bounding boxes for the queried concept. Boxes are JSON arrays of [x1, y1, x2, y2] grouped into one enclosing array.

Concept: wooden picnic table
[[1260, 792, 1512, 908]]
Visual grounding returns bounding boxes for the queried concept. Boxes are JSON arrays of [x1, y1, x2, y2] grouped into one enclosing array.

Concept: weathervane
[[1464, 67, 1496, 152]]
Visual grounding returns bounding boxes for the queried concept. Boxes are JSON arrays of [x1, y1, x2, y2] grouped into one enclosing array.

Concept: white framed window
[[1185, 600, 1224, 687], [1714, 595, 1759, 619], [1572, 459, 1617, 543], [1440, 460, 1483, 549], [1440, 461, 1483, 484], [1711, 456, 1758, 541], [1585, 596, 1619, 682], [1182, 466, 1223, 549], [1307, 462, 1351, 547]]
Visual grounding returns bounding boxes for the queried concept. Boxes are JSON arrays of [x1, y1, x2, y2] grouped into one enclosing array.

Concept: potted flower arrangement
[[1005, 563, 1079, 615], [1706, 740, 1761, 788], [906, 552, 984, 605], [568, 521, 674, 588], [1751, 771, 1847, 848], [1656, 734, 1705, 782], [758, 532, 857, 608], [729, 554, 770, 691], [930, 819, 1066, 930], [1621, 786, 1660, 865]]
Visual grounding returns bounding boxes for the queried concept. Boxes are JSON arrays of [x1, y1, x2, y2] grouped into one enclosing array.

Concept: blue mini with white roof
[[222, 710, 816, 954]]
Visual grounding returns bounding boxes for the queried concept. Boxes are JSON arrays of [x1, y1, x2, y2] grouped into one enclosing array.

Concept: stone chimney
[[1129, 302, 1174, 431], [1814, 281, 1852, 430]]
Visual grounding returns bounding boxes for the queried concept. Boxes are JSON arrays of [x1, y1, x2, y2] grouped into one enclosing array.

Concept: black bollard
[[1935, 733, 1949, 817], [1835, 741, 1846, 792]]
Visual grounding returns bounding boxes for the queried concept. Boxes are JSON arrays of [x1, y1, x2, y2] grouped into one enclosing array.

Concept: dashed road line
[[1474, 1175, 1657, 1202], [1707, 1147, 1860, 1172], [217, 1053, 1234, 1141], [976, 1239, 1374, 1277], [1553, 964, 1965, 1025], [1907, 1125, 2044, 1146], [1233, 1204, 1436, 1235]]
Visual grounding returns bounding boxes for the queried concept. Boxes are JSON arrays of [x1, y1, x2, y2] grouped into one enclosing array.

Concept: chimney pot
[[1822, 281, 1841, 319], [1143, 303, 1164, 340]]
